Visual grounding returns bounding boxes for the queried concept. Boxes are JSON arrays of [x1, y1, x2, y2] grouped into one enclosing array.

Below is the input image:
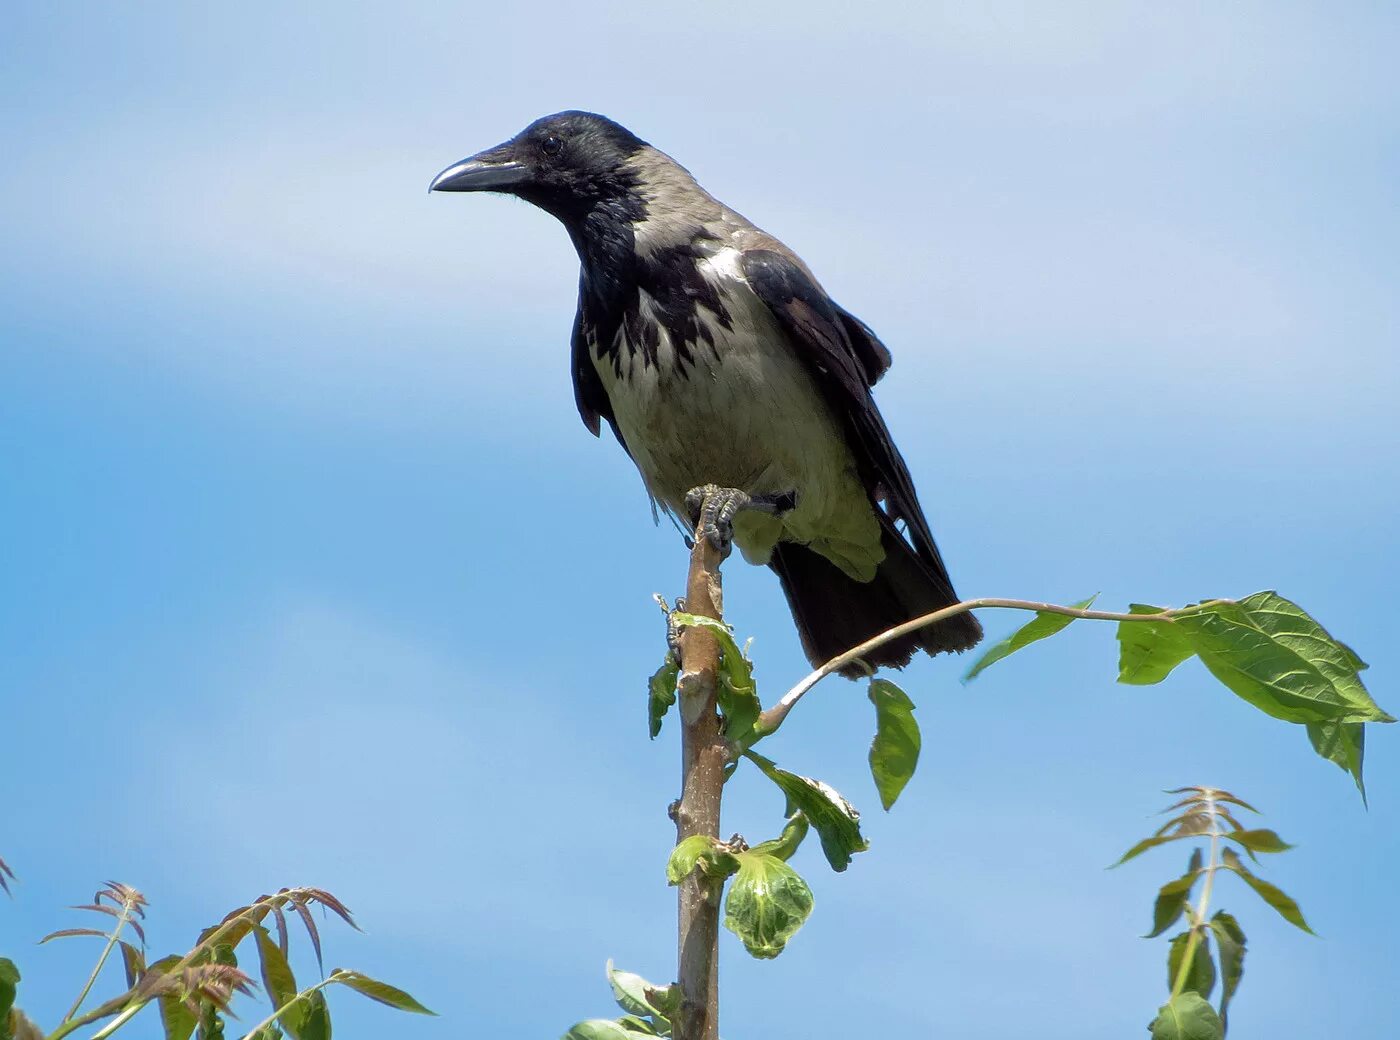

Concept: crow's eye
[[540, 135, 563, 157]]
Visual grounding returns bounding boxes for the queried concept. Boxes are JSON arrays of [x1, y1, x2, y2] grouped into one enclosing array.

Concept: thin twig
[[1171, 794, 1221, 1001], [755, 597, 1207, 738], [60, 892, 141, 1024]]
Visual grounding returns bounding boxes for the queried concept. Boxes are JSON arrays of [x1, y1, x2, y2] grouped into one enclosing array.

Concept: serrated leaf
[[963, 596, 1097, 681], [1239, 591, 1382, 719], [745, 752, 868, 872], [1219, 849, 1314, 933], [562, 1020, 659, 1040], [329, 970, 434, 1015], [670, 613, 761, 746], [1173, 598, 1392, 725], [1222, 829, 1293, 855], [1149, 992, 1224, 1040], [648, 653, 679, 740], [1117, 604, 1195, 685], [1147, 849, 1203, 938], [723, 851, 814, 959], [1168, 931, 1216, 1000], [1209, 911, 1246, 1031], [1307, 720, 1366, 803], [253, 927, 299, 1037], [867, 679, 920, 810], [665, 836, 739, 885]]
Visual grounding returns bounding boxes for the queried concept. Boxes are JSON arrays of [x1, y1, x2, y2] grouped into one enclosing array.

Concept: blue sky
[[2, 2, 1398, 1036]]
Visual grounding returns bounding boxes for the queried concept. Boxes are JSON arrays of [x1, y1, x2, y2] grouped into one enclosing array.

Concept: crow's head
[[430, 111, 647, 224]]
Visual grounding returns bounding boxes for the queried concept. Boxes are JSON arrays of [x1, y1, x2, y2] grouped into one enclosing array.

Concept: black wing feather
[[740, 249, 950, 576], [570, 297, 633, 455]]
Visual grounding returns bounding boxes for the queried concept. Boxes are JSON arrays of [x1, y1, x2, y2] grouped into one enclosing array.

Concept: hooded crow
[[431, 111, 981, 674]]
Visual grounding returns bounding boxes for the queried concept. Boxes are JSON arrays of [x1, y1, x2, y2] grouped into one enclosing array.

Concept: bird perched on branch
[[431, 111, 981, 674]]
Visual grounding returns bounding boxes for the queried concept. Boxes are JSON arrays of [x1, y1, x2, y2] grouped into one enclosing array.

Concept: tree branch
[[673, 533, 728, 1040], [754, 597, 1201, 739]]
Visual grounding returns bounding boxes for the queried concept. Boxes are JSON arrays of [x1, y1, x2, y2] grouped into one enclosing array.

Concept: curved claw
[[683, 484, 750, 556]]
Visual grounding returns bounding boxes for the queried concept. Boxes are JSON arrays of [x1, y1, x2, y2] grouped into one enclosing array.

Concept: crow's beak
[[429, 148, 530, 193]]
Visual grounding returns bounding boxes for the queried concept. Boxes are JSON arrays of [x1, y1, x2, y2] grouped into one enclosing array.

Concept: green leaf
[[1147, 849, 1203, 938], [963, 596, 1097, 681], [562, 1020, 660, 1040], [647, 653, 680, 740], [1172, 597, 1392, 725], [1219, 849, 1314, 933], [723, 851, 815, 959], [1113, 833, 1190, 867], [1209, 911, 1246, 1032], [1117, 604, 1195, 685], [1239, 591, 1382, 716], [1222, 829, 1293, 855], [0, 962, 26, 1040], [1307, 720, 1366, 802], [1149, 992, 1224, 1040], [665, 836, 740, 885], [670, 613, 761, 745], [295, 991, 330, 1040], [749, 814, 809, 862], [120, 941, 146, 989], [1168, 930, 1216, 1000], [745, 752, 868, 872], [254, 927, 300, 1037], [329, 970, 434, 1015], [149, 954, 198, 1040], [0, 960, 17, 1026], [605, 961, 674, 1028], [867, 679, 920, 810]]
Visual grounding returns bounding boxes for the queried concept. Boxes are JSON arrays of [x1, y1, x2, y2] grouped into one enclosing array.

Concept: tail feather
[[769, 520, 981, 677]]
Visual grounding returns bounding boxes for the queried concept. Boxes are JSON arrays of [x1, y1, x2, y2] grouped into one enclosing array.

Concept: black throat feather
[[569, 193, 734, 379]]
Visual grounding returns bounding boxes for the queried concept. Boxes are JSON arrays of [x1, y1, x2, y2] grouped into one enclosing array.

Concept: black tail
[[769, 519, 981, 677]]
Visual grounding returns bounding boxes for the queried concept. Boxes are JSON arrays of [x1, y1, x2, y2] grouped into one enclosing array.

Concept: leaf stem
[[755, 597, 1211, 739], [1170, 793, 1221, 1001], [43, 994, 131, 1040], [236, 972, 344, 1040], [86, 999, 146, 1040], [59, 897, 138, 1024]]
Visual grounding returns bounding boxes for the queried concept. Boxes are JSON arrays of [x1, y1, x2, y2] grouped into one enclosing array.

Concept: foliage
[[0, 878, 431, 1040], [1117, 788, 1312, 1037], [608, 586, 1385, 1038]]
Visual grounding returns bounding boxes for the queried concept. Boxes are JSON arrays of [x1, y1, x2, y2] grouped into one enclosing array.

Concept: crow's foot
[[683, 485, 797, 555]]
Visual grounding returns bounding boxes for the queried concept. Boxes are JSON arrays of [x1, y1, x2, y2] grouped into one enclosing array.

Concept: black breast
[[575, 206, 734, 378]]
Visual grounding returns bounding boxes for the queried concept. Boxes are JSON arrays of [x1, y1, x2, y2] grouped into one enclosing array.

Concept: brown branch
[[672, 532, 727, 1040]]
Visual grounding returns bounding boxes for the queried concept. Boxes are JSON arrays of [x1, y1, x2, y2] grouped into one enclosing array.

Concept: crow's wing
[[740, 248, 950, 572], [570, 293, 636, 457]]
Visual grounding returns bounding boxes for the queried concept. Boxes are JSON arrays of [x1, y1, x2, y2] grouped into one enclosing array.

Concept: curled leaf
[[723, 851, 815, 959], [745, 752, 867, 872], [867, 679, 920, 810]]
